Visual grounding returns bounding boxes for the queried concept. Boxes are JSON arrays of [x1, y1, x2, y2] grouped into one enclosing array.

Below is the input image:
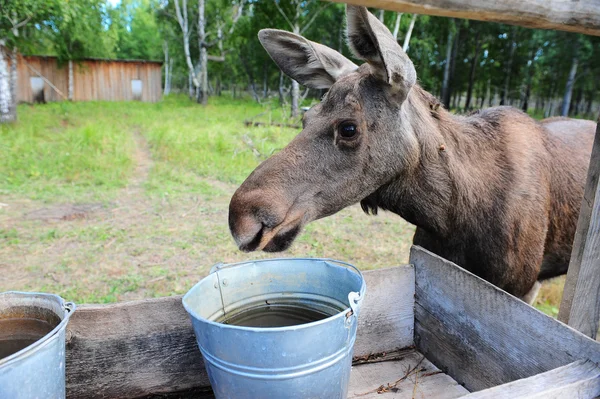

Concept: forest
[[1, 0, 599, 122]]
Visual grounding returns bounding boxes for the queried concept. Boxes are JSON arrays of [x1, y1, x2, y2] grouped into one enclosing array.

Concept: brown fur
[[228, 7, 595, 297]]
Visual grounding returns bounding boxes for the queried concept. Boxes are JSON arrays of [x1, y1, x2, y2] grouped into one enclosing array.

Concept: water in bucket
[[0, 317, 56, 359], [218, 300, 340, 328]]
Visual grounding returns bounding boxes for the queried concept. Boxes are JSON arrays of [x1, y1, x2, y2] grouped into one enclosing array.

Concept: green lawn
[[1, 95, 297, 202]]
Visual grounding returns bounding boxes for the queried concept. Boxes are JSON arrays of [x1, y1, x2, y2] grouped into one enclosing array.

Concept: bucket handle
[[209, 258, 366, 316], [209, 257, 364, 278], [64, 302, 76, 314]]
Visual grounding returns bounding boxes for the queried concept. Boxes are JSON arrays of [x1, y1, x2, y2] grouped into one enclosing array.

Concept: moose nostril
[[239, 224, 264, 252], [229, 188, 290, 251], [228, 207, 266, 251]]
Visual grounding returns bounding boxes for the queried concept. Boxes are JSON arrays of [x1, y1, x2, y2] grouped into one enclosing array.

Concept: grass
[[0, 94, 565, 315], [0, 102, 136, 202]]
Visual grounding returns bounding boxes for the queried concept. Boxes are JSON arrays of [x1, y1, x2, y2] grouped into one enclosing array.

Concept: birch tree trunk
[[168, 59, 173, 95], [378, 9, 385, 22], [174, 0, 200, 91], [262, 64, 268, 99], [465, 30, 481, 110], [10, 47, 17, 117], [441, 23, 454, 109], [163, 42, 170, 96], [561, 55, 578, 117], [68, 60, 74, 100], [198, 0, 208, 105], [501, 27, 516, 106], [291, 23, 300, 118], [402, 14, 417, 52], [392, 13, 402, 40], [279, 71, 285, 106], [0, 42, 15, 123], [521, 49, 535, 112]]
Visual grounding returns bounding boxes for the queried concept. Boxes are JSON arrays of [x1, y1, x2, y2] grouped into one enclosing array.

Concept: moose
[[228, 5, 595, 303]]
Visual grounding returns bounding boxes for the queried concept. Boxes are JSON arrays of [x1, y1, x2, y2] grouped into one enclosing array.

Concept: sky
[[108, 0, 121, 6]]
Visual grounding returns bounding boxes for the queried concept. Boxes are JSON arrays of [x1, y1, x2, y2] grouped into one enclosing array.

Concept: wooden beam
[[65, 267, 416, 398], [331, 0, 600, 36], [462, 360, 600, 398], [558, 119, 600, 339], [23, 60, 68, 100], [411, 246, 600, 392], [65, 296, 209, 399]]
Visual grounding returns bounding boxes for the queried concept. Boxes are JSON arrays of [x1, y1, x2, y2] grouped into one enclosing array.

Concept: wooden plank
[[65, 266, 415, 398], [410, 246, 600, 392], [66, 296, 209, 399], [353, 265, 415, 357], [462, 359, 600, 398], [333, 0, 600, 36], [559, 120, 600, 339], [347, 349, 469, 398]]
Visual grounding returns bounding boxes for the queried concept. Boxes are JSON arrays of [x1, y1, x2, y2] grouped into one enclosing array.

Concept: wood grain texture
[[9, 54, 162, 103], [353, 265, 415, 357], [462, 360, 600, 398], [559, 120, 600, 339], [347, 349, 469, 398], [65, 296, 208, 399], [65, 267, 415, 398], [410, 246, 600, 392], [332, 0, 600, 36]]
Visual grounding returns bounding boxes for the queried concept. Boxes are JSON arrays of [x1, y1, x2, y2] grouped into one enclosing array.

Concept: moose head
[[228, 5, 427, 252]]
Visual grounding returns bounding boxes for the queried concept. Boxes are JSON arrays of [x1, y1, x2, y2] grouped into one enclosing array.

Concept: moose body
[[228, 6, 595, 299]]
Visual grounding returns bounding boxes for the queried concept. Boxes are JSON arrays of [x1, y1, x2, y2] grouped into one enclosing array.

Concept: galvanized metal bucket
[[0, 291, 75, 399], [183, 258, 366, 399]]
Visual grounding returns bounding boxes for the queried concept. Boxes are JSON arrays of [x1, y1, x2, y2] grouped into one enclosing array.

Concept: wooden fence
[[12, 55, 162, 103]]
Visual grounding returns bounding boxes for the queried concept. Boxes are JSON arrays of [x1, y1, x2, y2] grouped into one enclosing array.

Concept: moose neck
[[362, 86, 488, 239]]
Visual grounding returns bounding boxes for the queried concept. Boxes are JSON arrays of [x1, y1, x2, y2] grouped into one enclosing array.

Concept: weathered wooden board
[[65, 296, 208, 399], [411, 246, 600, 393], [462, 359, 600, 398], [353, 265, 415, 357], [348, 349, 469, 398], [559, 121, 600, 339], [332, 0, 600, 36], [65, 266, 416, 398]]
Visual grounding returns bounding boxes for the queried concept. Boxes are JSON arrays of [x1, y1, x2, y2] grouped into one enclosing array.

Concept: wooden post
[[558, 118, 600, 339]]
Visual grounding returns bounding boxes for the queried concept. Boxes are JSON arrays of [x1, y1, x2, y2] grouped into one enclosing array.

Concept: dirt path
[[125, 130, 153, 196]]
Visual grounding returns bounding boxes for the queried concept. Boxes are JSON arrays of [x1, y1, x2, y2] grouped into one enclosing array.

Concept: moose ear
[[258, 29, 358, 89], [346, 5, 416, 101]]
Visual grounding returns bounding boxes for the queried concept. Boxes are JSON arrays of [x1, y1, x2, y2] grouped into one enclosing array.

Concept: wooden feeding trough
[[64, 0, 600, 397], [64, 247, 600, 398]]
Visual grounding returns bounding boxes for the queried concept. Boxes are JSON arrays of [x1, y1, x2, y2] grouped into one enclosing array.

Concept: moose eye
[[338, 122, 358, 139]]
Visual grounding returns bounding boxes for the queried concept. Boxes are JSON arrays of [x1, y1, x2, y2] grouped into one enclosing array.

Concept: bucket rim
[[182, 257, 366, 332], [0, 291, 76, 367]]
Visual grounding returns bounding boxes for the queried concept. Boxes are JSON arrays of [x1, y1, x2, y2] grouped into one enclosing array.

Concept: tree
[[441, 19, 455, 109], [273, 0, 332, 117], [465, 24, 482, 110], [49, 0, 116, 100], [171, 0, 243, 104], [402, 14, 417, 52], [0, 0, 62, 122]]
